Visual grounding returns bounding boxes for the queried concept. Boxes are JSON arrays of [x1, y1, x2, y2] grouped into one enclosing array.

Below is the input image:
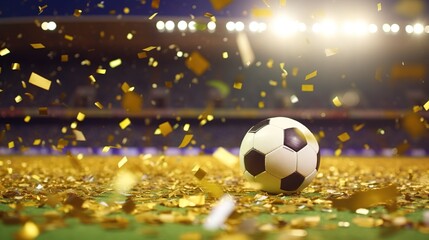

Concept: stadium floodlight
[[188, 21, 196, 32], [165, 20, 175, 31], [235, 21, 245, 32], [382, 23, 391, 33], [353, 21, 367, 36], [297, 22, 306, 32], [405, 24, 413, 34], [226, 21, 235, 32], [342, 21, 354, 35], [249, 21, 259, 32], [391, 24, 400, 33], [270, 16, 301, 37], [47, 21, 57, 31], [413, 23, 424, 34], [368, 24, 378, 33], [41, 21, 49, 31], [177, 20, 187, 31], [312, 22, 322, 33], [321, 20, 337, 36], [425, 25, 429, 33], [156, 21, 165, 31], [207, 21, 216, 32]]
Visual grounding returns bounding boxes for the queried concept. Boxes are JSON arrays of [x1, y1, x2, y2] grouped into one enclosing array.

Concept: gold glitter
[[61, 54, 69, 62], [192, 165, 207, 180], [305, 70, 318, 80], [15, 95, 23, 103], [109, 58, 122, 68], [8, 141, 15, 149], [118, 156, 128, 168], [377, 3, 382, 11], [179, 134, 193, 148], [151, 0, 160, 9], [73, 9, 82, 17], [148, 12, 158, 20], [119, 118, 131, 129], [337, 132, 350, 142], [301, 84, 314, 92], [30, 43, 45, 49], [209, 0, 232, 11], [159, 122, 173, 136], [325, 48, 338, 57], [95, 102, 103, 109], [64, 35, 74, 41], [76, 112, 85, 121], [28, 72, 51, 90], [185, 51, 210, 76], [332, 96, 342, 107], [24, 116, 31, 123], [0, 48, 10, 56], [423, 100, 429, 111]]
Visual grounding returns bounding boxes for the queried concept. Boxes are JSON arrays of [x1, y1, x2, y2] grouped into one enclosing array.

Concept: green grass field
[[1, 155, 429, 240]]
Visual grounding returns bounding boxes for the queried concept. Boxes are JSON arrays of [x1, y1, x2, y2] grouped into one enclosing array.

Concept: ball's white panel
[[254, 171, 283, 194], [269, 117, 319, 152], [239, 132, 255, 172], [253, 125, 283, 154], [296, 145, 318, 176], [243, 170, 255, 182], [296, 169, 317, 192], [265, 146, 297, 178]]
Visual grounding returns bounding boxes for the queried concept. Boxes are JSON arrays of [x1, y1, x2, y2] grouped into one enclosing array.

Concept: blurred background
[[0, 0, 428, 156]]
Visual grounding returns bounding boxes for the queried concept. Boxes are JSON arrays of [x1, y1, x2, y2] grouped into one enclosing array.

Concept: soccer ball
[[239, 117, 320, 194]]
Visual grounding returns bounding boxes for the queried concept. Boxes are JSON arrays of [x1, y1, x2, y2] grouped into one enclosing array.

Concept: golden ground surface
[[1, 155, 429, 239]]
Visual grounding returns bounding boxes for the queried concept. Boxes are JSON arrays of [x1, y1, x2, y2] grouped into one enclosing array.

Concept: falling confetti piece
[[113, 170, 138, 194], [8, 141, 14, 149], [24, 116, 31, 123], [353, 123, 365, 131], [143, 46, 157, 51], [64, 35, 74, 41], [209, 0, 233, 11], [73, 130, 86, 141], [159, 122, 173, 136], [96, 68, 106, 74], [185, 51, 210, 76], [325, 48, 338, 57], [33, 139, 41, 145], [89, 75, 96, 83], [0, 48, 10, 56], [30, 43, 45, 49], [305, 70, 318, 80], [213, 147, 238, 168], [337, 132, 350, 142], [39, 107, 48, 115], [17, 221, 40, 239], [61, 54, 69, 62], [76, 112, 85, 121], [109, 58, 122, 68], [119, 118, 131, 129], [28, 72, 51, 90], [301, 84, 314, 92], [251, 8, 273, 17], [151, 0, 160, 9], [178, 134, 193, 148], [38, 5, 48, 14], [148, 12, 158, 20], [74, 9, 82, 17], [377, 3, 382, 11], [204, 194, 235, 230], [118, 156, 128, 168], [137, 52, 147, 59], [192, 165, 207, 180], [12, 63, 20, 70], [15, 95, 23, 103], [233, 82, 242, 89], [423, 100, 429, 111], [290, 95, 299, 103], [94, 101, 104, 109], [332, 184, 398, 211], [236, 32, 255, 67], [332, 96, 342, 107]]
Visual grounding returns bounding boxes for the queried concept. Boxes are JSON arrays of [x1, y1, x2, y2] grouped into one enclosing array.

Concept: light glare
[[226, 21, 235, 31], [235, 21, 245, 32], [391, 24, 400, 33], [382, 23, 391, 33], [156, 21, 165, 31], [405, 25, 413, 34], [207, 21, 216, 31], [414, 23, 424, 34], [165, 20, 175, 31], [177, 20, 187, 31]]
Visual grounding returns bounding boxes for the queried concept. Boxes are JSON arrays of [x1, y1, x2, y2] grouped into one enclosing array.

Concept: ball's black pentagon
[[283, 128, 307, 152], [280, 172, 305, 191], [316, 150, 321, 171], [249, 119, 270, 133], [244, 149, 266, 176]]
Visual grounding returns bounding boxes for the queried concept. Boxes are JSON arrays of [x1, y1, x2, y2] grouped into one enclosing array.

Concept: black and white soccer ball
[[239, 117, 320, 194]]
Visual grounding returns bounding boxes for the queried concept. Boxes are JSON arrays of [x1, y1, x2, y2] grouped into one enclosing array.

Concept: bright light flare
[[188, 21, 196, 32], [165, 20, 175, 31], [226, 21, 235, 32], [207, 21, 216, 32], [177, 20, 187, 31], [405, 24, 413, 34], [413, 23, 424, 34], [382, 23, 391, 33], [235, 21, 245, 32], [313, 20, 337, 36], [249, 21, 267, 33], [391, 24, 400, 33], [368, 24, 378, 33], [271, 16, 302, 37], [156, 21, 165, 31]]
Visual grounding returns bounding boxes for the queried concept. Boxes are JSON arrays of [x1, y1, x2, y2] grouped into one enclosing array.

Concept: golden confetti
[[113, 170, 138, 194], [209, 0, 233, 11], [96, 68, 106, 74], [73, 9, 82, 17], [337, 132, 350, 142], [24, 116, 31, 123], [76, 112, 85, 121], [38, 107, 48, 115], [121, 82, 132, 93], [118, 156, 128, 168], [143, 46, 157, 51], [183, 123, 190, 131], [353, 217, 384, 228], [151, 0, 160, 9], [64, 35, 74, 41], [236, 32, 255, 67], [192, 165, 207, 180], [28, 72, 51, 90], [38, 4, 48, 14], [251, 8, 273, 17], [292, 67, 299, 76], [353, 123, 365, 131], [305, 70, 318, 80], [332, 96, 342, 107], [0, 48, 10, 56], [30, 43, 45, 49], [94, 101, 103, 109], [179, 134, 193, 148], [301, 84, 314, 92], [222, 52, 228, 59], [213, 147, 238, 168], [148, 12, 158, 20], [258, 101, 265, 108], [159, 122, 173, 136], [335, 148, 342, 156], [15, 95, 23, 103], [89, 75, 96, 83], [423, 100, 429, 111], [377, 3, 382, 11], [119, 118, 131, 129], [12, 63, 20, 70], [8, 141, 14, 149], [233, 82, 242, 90], [33, 139, 41, 145], [109, 58, 122, 68], [61, 54, 69, 62], [73, 130, 86, 141], [269, 80, 278, 86], [137, 52, 147, 59], [185, 51, 210, 76], [325, 48, 338, 57], [332, 184, 398, 211], [16, 221, 40, 239]]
